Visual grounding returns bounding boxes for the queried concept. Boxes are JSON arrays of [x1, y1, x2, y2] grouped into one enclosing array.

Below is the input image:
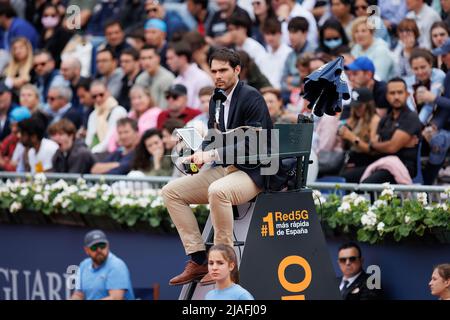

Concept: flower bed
[[0, 174, 209, 233], [1, 175, 449, 243], [314, 184, 450, 244]]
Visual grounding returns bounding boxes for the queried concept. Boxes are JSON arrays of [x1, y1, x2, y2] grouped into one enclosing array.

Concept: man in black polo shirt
[[363, 77, 422, 183], [344, 57, 390, 119]]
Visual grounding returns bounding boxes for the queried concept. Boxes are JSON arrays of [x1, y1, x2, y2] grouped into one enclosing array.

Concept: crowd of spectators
[[0, 0, 450, 185]]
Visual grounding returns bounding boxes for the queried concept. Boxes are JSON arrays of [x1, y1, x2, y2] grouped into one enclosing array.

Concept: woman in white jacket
[[85, 80, 127, 154]]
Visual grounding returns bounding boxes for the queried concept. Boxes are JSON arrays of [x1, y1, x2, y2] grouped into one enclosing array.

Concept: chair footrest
[[205, 241, 245, 247]]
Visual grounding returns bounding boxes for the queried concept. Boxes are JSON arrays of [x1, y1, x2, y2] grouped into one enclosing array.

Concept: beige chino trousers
[[162, 165, 261, 255]]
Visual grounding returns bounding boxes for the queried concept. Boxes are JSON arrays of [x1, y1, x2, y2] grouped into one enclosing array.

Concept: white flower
[[404, 215, 411, 224], [66, 185, 79, 194], [33, 194, 44, 202], [10, 201, 22, 213], [34, 173, 47, 183], [151, 197, 164, 208], [62, 199, 71, 209], [425, 206, 433, 211], [353, 196, 367, 206], [416, 192, 428, 206], [377, 222, 385, 232], [138, 198, 150, 208], [338, 201, 351, 213], [20, 188, 29, 197], [361, 210, 377, 227], [373, 200, 387, 208], [314, 196, 326, 206], [381, 185, 394, 199], [436, 203, 449, 211]]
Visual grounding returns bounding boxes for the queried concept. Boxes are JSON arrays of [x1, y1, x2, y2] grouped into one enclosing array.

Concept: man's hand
[[184, 151, 215, 167], [405, 135, 419, 148], [416, 88, 436, 104]]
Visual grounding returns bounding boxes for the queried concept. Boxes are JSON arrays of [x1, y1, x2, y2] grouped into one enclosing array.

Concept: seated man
[[363, 77, 422, 183], [161, 48, 272, 286], [90, 118, 139, 175], [337, 242, 383, 300], [46, 86, 83, 129], [70, 230, 134, 300], [48, 119, 95, 174]]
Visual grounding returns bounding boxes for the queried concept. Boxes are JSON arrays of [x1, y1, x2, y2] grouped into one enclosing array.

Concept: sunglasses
[[146, 8, 158, 14], [90, 243, 107, 251], [166, 94, 179, 100], [355, 5, 367, 10], [92, 92, 105, 99], [338, 256, 359, 264], [47, 96, 60, 101]]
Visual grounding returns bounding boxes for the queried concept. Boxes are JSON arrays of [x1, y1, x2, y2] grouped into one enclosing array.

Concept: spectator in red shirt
[[156, 84, 201, 129], [0, 106, 32, 171]]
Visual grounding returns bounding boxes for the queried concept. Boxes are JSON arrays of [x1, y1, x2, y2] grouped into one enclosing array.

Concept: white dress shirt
[[340, 271, 362, 291]]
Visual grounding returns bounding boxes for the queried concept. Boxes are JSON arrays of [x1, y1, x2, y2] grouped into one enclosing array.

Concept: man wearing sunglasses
[[156, 84, 201, 130], [337, 242, 383, 300], [71, 230, 134, 300]]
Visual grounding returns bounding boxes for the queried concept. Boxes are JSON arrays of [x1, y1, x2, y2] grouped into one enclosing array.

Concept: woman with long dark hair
[[338, 87, 381, 183], [251, 0, 276, 46], [131, 129, 173, 176], [39, 3, 74, 67]]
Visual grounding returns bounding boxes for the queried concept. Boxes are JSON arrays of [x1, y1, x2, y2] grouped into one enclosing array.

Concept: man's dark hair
[[191, 0, 208, 10], [104, 19, 123, 32], [117, 117, 138, 132], [141, 44, 159, 55], [168, 41, 192, 63], [121, 47, 140, 61], [76, 77, 93, 91], [184, 31, 207, 52], [208, 48, 241, 68], [162, 118, 185, 134], [387, 77, 408, 90], [227, 12, 252, 36], [288, 16, 309, 33], [34, 49, 54, 61], [0, 2, 17, 18], [262, 17, 282, 34], [48, 119, 77, 137], [96, 47, 116, 60], [338, 242, 362, 258], [18, 113, 49, 141], [127, 28, 145, 42]]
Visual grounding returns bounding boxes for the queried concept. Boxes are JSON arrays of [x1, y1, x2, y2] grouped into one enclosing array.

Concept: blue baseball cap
[[10, 107, 32, 123], [344, 56, 375, 73], [144, 18, 167, 33], [432, 38, 450, 56]]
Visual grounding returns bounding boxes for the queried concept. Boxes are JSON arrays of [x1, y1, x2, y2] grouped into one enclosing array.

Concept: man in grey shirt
[[95, 47, 123, 99], [136, 45, 175, 109]]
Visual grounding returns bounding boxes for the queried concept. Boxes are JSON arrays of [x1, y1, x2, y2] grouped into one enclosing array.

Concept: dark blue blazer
[[203, 81, 272, 188]]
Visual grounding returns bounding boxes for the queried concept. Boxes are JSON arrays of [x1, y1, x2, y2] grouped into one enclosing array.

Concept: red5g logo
[[278, 256, 312, 300]]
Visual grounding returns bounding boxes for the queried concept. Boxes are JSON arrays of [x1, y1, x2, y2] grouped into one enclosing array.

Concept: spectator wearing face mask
[[39, 3, 74, 68], [317, 18, 350, 57]]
